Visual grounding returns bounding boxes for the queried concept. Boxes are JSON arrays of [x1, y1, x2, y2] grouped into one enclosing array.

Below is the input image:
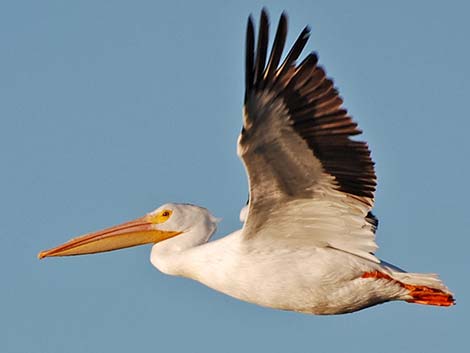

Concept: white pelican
[[39, 10, 454, 315]]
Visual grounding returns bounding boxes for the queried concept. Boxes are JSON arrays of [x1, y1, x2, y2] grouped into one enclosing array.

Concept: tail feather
[[362, 270, 455, 307], [391, 272, 455, 307], [405, 285, 455, 306]]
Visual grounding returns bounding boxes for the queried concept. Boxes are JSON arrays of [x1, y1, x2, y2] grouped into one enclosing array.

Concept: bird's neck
[[150, 221, 217, 277]]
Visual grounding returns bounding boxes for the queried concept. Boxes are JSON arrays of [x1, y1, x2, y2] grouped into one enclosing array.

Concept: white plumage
[[147, 203, 450, 314], [39, 10, 454, 314]]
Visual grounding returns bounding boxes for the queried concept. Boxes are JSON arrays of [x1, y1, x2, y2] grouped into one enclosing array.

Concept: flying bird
[[39, 10, 454, 315]]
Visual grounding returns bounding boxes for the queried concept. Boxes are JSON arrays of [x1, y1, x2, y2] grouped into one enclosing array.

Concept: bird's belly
[[193, 247, 402, 315]]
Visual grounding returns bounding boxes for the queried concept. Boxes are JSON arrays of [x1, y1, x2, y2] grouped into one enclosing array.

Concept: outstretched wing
[[239, 10, 378, 261]]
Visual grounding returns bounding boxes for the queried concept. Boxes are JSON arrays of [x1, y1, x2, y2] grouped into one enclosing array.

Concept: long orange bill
[[38, 216, 181, 259]]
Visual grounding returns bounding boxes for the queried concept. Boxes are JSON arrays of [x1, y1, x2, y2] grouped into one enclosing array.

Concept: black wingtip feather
[[253, 10, 269, 89], [275, 26, 310, 83], [245, 16, 255, 100], [263, 13, 287, 85]]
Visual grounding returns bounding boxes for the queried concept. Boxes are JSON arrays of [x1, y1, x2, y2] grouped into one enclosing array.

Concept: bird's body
[[39, 10, 454, 314], [148, 204, 449, 314], [152, 225, 389, 315]]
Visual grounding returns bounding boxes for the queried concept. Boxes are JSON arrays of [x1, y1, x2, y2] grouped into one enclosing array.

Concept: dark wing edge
[[244, 9, 377, 207]]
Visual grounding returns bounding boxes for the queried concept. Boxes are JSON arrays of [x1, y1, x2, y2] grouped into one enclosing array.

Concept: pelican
[[39, 10, 454, 315]]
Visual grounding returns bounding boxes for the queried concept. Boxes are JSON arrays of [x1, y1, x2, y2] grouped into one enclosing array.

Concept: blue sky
[[2, 1, 469, 352]]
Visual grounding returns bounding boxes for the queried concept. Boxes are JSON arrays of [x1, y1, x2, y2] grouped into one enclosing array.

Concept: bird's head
[[38, 203, 219, 259]]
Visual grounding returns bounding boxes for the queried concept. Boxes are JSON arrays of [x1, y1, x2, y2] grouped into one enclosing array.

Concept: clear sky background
[[2, 1, 469, 352]]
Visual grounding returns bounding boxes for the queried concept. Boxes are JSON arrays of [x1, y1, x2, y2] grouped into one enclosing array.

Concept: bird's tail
[[390, 271, 455, 307], [363, 265, 455, 307]]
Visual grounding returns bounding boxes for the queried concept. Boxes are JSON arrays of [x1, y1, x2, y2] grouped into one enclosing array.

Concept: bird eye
[[160, 210, 171, 218], [147, 209, 172, 224]]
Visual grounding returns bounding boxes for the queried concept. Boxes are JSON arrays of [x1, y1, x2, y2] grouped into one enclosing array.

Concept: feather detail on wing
[[239, 9, 378, 262]]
